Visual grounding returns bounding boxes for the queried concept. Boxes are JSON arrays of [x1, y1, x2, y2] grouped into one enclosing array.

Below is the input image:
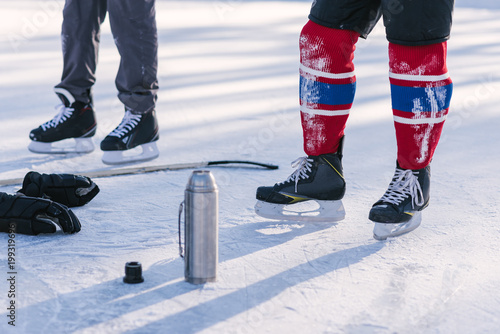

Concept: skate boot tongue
[[54, 87, 76, 107]]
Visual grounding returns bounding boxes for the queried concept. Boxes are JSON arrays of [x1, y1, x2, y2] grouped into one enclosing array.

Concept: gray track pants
[[55, 0, 158, 114]]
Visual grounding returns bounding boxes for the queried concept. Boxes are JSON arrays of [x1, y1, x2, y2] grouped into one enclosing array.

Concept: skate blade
[[372, 212, 422, 240], [101, 142, 159, 165], [255, 199, 345, 222], [28, 138, 94, 154]]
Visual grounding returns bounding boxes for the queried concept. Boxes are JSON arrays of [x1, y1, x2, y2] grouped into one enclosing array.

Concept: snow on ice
[[1, 1, 500, 333]]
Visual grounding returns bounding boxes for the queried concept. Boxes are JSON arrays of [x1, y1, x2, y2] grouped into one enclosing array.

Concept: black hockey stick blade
[[206, 160, 278, 170], [0, 160, 279, 186]]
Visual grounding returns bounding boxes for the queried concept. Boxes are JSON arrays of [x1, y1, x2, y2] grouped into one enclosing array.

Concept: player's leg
[[57, 0, 107, 103], [370, 0, 454, 239], [100, 0, 160, 165], [255, 0, 382, 221], [29, 0, 105, 153]]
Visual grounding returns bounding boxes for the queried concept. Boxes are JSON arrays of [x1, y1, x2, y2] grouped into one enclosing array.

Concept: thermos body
[[184, 170, 218, 284]]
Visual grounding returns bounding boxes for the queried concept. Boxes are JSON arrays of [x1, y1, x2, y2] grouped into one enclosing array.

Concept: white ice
[[1, 1, 500, 333]]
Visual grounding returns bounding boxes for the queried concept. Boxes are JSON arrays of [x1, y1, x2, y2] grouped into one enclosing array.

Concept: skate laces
[[40, 104, 74, 131], [280, 157, 313, 192], [109, 110, 142, 138], [380, 168, 424, 208]]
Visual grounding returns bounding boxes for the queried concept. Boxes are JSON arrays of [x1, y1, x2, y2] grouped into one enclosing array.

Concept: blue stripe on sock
[[391, 84, 453, 113], [300, 76, 356, 106]]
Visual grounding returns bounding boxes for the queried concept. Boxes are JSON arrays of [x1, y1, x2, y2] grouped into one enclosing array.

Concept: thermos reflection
[[183, 170, 218, 284]]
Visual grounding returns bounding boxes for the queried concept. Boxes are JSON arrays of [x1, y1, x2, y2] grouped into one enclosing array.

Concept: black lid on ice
[[123, 262, 144, 284]]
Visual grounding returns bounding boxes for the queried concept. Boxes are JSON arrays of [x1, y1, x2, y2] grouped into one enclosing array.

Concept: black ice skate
[[255, 138, 346, 222], [28, 88, 96, 154], [100, 108, 159, 165], [369, 162, 430, 240]]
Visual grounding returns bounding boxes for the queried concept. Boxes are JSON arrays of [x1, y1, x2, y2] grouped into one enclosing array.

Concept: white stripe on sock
[[300, 106, 350, 117], [389, 72, 450, 82], [300, 64, 355, 79], [393, 114, 447, 125]]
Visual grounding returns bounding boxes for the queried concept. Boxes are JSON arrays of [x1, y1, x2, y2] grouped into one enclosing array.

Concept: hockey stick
[[0, 160, 278, 187]]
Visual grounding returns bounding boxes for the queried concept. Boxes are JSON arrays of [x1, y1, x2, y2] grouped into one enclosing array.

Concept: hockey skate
[[100, 108, 159, 165], [255, 139, 346, 222], [28, 88, 96, 154], [370, 163, 430, 240]]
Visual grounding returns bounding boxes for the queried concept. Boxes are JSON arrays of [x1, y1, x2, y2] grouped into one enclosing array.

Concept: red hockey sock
[[389, 42, 453, 170], [299, 20, 359, 156]]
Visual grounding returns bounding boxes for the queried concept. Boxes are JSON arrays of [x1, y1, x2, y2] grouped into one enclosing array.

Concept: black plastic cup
[[123, 261, 144, 284]]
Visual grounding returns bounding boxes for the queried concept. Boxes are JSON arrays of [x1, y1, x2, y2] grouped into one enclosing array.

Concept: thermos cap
[[123, 261, 144, 284], [186, 170, 218, 192]]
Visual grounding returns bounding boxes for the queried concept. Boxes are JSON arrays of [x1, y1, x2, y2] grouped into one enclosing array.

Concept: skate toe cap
[[369, 204, 412, 224], [100, 138, 125, 151], [256, 186, 296, 204], [29, 128, 41, 140], [256, 186, 274, 201]]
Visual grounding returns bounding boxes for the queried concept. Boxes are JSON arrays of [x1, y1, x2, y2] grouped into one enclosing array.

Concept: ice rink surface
[[1, 1, 499, 333]]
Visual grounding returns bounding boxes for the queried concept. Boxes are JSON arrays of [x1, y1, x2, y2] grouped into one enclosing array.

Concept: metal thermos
[[182, 170, 218, 284]]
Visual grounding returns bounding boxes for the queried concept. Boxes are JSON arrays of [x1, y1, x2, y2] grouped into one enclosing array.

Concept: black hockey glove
[[18, 171, 99, 207], [0, 192, 81, 235]]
